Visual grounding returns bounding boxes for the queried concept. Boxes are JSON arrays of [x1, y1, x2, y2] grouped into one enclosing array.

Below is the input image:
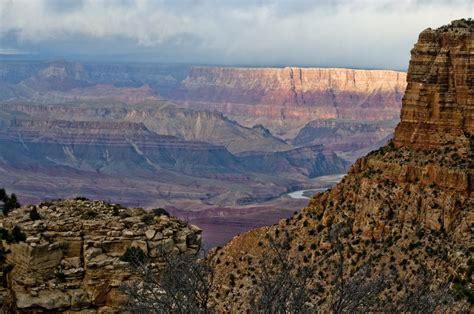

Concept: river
[[287, 173, 346, 199]]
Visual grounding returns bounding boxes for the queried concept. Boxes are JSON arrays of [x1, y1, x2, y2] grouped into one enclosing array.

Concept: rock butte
[[211, 19, 473, 311]]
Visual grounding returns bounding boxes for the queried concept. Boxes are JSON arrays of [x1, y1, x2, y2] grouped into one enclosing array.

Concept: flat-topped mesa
[[177, 67, 406, 120], [394, 18, 474, 150], [171, 66, 406, 138], [0, 199, 202, 312]]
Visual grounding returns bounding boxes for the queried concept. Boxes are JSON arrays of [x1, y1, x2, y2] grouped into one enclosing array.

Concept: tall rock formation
[[0, 199, 202, 312], [394, 19, 474, 150], [211, 19, 473, 311]]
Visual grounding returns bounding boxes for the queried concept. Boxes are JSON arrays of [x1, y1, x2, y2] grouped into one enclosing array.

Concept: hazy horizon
[[1, 0, 473, 70]]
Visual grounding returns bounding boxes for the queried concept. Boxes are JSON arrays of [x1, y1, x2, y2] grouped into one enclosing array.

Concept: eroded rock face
[[211, 19, 473, 311], [394, 19, 474, 150], [0, 199, 201, 312], [171, 66, 407, 137]]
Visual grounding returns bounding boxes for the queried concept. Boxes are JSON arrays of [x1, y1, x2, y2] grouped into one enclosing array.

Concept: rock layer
[[171, 66, 407, 137], [394, 19, 474, 150]]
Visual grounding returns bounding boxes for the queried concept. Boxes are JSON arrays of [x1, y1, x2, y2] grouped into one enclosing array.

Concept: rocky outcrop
[[0, 199, 201, 312], [211, 19, 473, 311], [394, 19, 474, 150], [171, 66, 406, 138]]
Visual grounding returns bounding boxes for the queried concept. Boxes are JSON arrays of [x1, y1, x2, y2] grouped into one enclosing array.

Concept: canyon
[[0, 13, 470, 314], [0, 56, 406, 247]]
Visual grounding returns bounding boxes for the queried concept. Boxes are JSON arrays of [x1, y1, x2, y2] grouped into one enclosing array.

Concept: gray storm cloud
[[0, 0, 472, 69]]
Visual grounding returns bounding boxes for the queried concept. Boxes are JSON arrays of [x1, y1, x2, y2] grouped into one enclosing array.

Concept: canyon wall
[[0, 114, 348, 219], [0, 60, 407, 151], [171, 67, 407, 138]]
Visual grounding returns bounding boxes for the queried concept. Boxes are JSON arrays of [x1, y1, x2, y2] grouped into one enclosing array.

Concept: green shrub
[[229, 273, 236, 287], [74, 197, 89, 201], [56, 268, 66, 282], [0, 247, 10, 264], [81, 210, 98, 220], [152, 208, 170, 217], [12, 226, 26, 243], [0, 227, 26, 244], [112, 206, 120, 216], [141, 214, 155, 225], [30, 207, 41, 221], [1, 189, 21, 216]]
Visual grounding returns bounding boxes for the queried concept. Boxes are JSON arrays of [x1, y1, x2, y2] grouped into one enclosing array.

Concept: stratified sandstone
[[394, 19, 474, 150], [171, 66, 406, 138], [0, 199, 201, 312], [211, 19, 473, 311]]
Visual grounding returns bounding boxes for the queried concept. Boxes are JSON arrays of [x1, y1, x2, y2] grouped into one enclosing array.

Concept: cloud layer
[[1, 0, 472, 69]]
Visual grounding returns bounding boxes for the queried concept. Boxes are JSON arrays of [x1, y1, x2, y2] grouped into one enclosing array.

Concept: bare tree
[[120, 248, 215, 314], [328, 223, 387, 313], [328, 224, 460, 313], [120, 226, 462, 314], [382, 271, 458, 313], [249, 232, 316, 314]]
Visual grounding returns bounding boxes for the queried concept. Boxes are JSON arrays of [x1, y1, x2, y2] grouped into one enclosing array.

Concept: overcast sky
[[1, 0, 472, 70]]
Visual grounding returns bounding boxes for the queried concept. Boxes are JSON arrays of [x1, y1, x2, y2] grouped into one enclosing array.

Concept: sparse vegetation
[[0, 226, 27, 244], [29, 206, 41, 221], [121, 247, 147, 268], [0, 188, 21, 216], [152, 208, 170, 217]]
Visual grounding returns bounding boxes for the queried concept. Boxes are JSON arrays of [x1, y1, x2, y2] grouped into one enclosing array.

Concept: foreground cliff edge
[[0, 199, 202, 311], [212, 19, 473, 311]]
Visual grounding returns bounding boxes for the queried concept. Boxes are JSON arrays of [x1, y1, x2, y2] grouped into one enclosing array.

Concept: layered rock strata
[[171, 66, 407, 137], [0, 199, 201, 312], [394, 19, 474, 150]]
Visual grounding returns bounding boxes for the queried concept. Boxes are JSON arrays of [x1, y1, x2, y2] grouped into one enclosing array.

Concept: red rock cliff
[[394, 19, 474, 149], [171, 67, 407, 137]]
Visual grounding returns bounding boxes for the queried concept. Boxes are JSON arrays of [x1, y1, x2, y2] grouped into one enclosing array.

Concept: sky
[[0, 0, 472, 70]]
